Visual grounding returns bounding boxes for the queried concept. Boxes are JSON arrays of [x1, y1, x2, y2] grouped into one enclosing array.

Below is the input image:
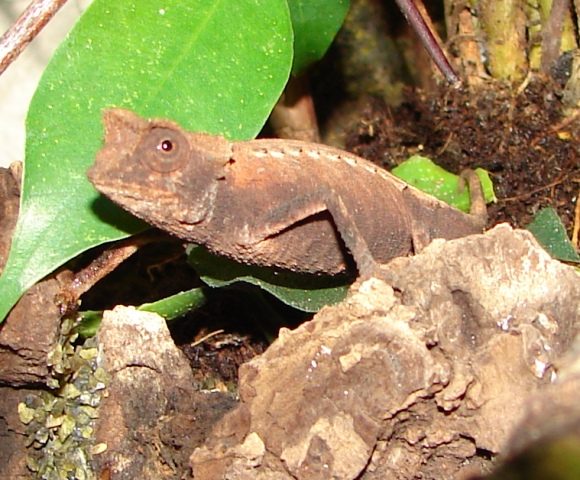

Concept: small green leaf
[[138, 288, 206, 321], [73, 311, 103, 339], [76, 288, 206, 337], [526, 207, 580, 263], [288, 0, 350, 75], [392, 156, 496, 212], [188, 246, 349, 312], [0, 0, 293, 322]]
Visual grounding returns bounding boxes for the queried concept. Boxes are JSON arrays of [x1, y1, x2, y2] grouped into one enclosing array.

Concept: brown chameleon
[[88, 109, 487, 278]]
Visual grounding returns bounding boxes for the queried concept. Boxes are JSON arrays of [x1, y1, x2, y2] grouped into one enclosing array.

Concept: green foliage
[[138, 288, 207, 321], [76, 288, 206, 337], [526, 207, 580, 263], [0, 0, 294, 322], [288, 0, 350, 75], [392, 156, 496, 213], [188, 246, 349, 312], [0, 0, 353, 323]]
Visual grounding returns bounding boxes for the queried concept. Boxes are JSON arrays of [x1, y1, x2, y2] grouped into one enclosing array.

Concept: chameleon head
[[88, 108, 231, 226]]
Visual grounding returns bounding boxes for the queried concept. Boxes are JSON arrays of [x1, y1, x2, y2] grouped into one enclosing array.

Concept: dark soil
[[78, 239, 278, 387], [344, 79, 580, 233]]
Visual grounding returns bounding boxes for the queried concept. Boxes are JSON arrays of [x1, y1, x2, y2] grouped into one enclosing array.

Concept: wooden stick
[[541, 0, 569, 74], [0, 0, 69, 76], [572, 182, 580, 247], [393, 0, 460, 85]]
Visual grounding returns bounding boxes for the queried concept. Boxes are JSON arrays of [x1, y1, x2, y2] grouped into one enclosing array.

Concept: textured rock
[[0, 165, 61, 386], [190, 224, 580, 479], [93, 306, 199, 479]]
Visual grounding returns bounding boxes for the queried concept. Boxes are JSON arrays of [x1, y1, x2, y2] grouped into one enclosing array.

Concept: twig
[[515, 70, 533, 96], [436, 131, 454, 155], [269, 74, 320, 142], [454, 9, 487, 86], [541, 0, 569, 74], [0, 0, 69, 76], [572, 184, 580, 247], [394, 0, 460, 85], [56, 230, 172, 314], [501, 171, 566, 202], [531, 109, 580, 146], [191, 330, 225, 348]]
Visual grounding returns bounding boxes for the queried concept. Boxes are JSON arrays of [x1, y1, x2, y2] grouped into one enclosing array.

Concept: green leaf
[[73, 311, 103, 339], [75, 287, 206, 338], [526, 207, 580, 263], [392, 155, 496, 212], [138, 288, 206, 321], [0, 0, 293, 322], [288, 0, 350, 75], [188, 246, 349, 312]]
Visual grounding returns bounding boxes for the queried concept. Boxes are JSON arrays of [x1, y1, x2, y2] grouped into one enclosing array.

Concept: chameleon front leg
[[238, 189, 382, 279]]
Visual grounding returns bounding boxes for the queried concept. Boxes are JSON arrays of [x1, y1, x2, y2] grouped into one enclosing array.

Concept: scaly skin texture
[[88, 109, 487, 277]]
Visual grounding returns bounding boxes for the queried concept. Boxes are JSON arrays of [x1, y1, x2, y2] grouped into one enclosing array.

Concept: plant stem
[[0, 0, 69, 76], [393, 0, 460, 85], [541, 0, 570, 73], [479, 0, 528, 81], [269, 74, 320, 142]]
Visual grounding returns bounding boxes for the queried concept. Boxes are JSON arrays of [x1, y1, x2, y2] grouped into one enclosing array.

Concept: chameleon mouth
[[87, 108, 151, 190], [89, 167, 177, 206], [87, 147, 131, 194]]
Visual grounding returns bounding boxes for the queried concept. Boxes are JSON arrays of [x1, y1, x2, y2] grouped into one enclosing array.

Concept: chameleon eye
[[159, 139, 174, 152], [138, 127, 190, 173]]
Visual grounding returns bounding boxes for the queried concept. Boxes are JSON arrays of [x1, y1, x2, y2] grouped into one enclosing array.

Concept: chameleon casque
[[88, 109, 487, 278]]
